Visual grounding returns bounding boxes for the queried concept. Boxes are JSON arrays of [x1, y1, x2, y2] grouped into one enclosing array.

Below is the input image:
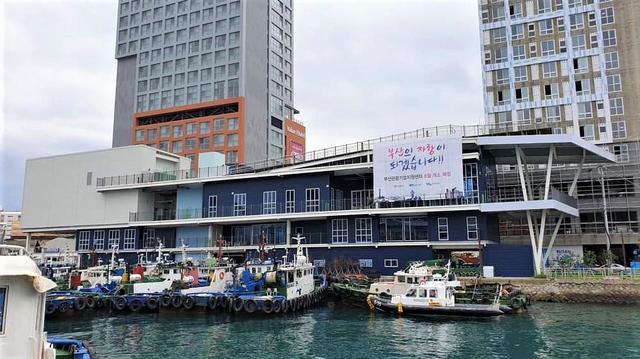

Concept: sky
[[0, 0, 483, 211]]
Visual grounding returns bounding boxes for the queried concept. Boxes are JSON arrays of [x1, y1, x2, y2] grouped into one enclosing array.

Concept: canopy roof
[[477, 134, 616, 165]]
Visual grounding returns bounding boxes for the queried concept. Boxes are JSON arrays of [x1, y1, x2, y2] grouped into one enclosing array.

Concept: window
[[351, 189, 373, 210], [495, 47, 508, 63], [384, 259, 399, 268], [285, 189, 295, 213], [226, 151, 238, 164], [601, 8, 614, 25], [233, 193, 246, 216], [0, 287, 7, 335], [213, 118, 225, 130], [438, 218, 449, 240], [495, 69, 509, 85], [573, 57, 588, 74], [612, 121, 626, 139], [610, 98, 624, 116], [355, 218, 373, 243], [93, 230, 105, 250], [613, 144, 629, 163], [227, 133, 239, 147], [544, 83, 559, 99], [603, 30, 617, 47], [172, 140, 183, 153], [78, 231, 91, 251], [359, 259, 373, 268], [199, 121, 210, 134], [542, 62, 557, 78], [575, 79, 591, 96], [186, 122, 196, 135], [173, 125, 183, 137], [546, 106, 561, 122], [578, 102, 592, 119], [515, 87, 529, 103], [539, 19, 553, 35], [513, 45, 526, 61], [541, 40, 555, 56], [493, 27, 506, 43], [208, 195, 217, 217], [213, 134, 224, 147], [332, 219, 348, 244], [511, 24, 524, 40], [607, 74, 622, 92], [228, 118, 239, 130], [142, 229, 155, 249], [199, 137, 210, 150], [124, 229, 136, 250], [305, 188, 320, 212], [263, 191, 277, 214], [466, 217, 479, 240], [514, 66, 527, 82], [135, 130, 144, 142], [605, 52, 619, 70], [517, 109, 531, 124], [581, 124, 595, 141], [569, 13, 584, 30]]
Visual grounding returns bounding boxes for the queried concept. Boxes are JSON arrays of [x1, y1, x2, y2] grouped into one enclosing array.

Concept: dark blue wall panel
[[484, 244, 534, 277]]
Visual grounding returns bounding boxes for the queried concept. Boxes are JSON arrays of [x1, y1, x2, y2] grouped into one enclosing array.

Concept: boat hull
[[372, 297, 504, 317]]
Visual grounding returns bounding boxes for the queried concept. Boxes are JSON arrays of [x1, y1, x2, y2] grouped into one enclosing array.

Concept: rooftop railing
[[97, 123, 554, 188]]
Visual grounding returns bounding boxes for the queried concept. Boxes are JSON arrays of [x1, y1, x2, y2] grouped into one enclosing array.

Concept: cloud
[[1, 0, 484, 210]]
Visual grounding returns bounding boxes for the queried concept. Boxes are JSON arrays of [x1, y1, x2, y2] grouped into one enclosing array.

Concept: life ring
[[114, 296, 127, 311], [129, 299, 143, 312], [207, 296, 217, 310], [85, 296, 96, 309], [219, 271, 225, 280], [420, 280, 427, 285], [171, 295, 183, 309], [74, 297, 87, 311], [183, 296, 195, 310], [45, 302, 56, 315], [244, 299, 257, 313], [146, 297, 159, 310], [233, 297, 244, 312], [160, 294, 172, 308], [262, 299, 274, 314]]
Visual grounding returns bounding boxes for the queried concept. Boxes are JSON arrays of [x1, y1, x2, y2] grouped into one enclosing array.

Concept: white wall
[[22, 146, 186, 231]]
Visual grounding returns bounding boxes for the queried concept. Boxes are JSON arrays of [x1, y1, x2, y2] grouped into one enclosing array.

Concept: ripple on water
[[45, 302, 640, 359]]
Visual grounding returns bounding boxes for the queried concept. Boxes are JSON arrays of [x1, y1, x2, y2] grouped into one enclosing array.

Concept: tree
[[582, 250, 597, 268]]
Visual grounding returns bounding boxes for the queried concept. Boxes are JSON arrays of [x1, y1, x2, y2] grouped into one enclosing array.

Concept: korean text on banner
[[373, 136, 464, 201]]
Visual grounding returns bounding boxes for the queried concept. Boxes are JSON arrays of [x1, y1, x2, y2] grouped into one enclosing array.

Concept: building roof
[[476, 134, 617, 164]]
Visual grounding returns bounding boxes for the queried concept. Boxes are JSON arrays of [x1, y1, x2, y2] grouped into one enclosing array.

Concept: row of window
[[329, 216, 479, 244], [135, 118, 238, 141], [151, 134, 239, 153], [208, 188, 321, 217], [78, 229, 136, 251], [488, 30, 617, 65], [118, 2, 241, 32], [138, 48, 239, 77], [313, 258, 399, 269], [483, 0, 612, 23], [136, 81, 239, 111], [490, 8, 615, 44]]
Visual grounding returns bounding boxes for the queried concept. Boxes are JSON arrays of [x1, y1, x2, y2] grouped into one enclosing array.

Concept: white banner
[[373, 136, 464, 201]]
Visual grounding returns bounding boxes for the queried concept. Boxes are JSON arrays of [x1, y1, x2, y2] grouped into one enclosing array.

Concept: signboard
[[373, 136, 464, 201]]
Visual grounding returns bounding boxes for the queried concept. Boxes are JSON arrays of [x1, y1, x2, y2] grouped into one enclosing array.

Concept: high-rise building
[[478, 0, 639, 145], [478, 0, 640, 262], [112, 0, 301, 168]]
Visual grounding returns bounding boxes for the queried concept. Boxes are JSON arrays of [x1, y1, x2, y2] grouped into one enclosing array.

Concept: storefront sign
[[373, 136, 464, 200]]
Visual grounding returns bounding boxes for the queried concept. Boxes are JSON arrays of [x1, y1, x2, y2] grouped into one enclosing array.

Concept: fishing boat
[[368, 263, 505, 317], [0, 245, 94, 358], [369, 262, 434, 297]]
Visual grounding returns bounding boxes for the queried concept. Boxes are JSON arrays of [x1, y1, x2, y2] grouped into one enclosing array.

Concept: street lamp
[[590, 166, 613, 270]]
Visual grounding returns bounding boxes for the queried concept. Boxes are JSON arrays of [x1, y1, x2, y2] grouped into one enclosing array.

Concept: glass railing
[[129, 195, 483, 222], [97, 123, 555, 188]]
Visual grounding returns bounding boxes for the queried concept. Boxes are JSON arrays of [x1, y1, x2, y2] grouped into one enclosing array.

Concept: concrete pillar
[[286, 220, 292, 247]]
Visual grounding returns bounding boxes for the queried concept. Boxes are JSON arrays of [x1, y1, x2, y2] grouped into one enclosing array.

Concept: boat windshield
[[406, 288, 417, 297]]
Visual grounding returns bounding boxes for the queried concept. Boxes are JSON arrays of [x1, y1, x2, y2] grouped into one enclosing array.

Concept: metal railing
[[129, 196, 483, 222], [97, 123, 553, 188], [487, 186, 578, 208]]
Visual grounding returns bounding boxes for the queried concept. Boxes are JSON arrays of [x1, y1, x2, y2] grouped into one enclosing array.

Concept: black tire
[[116, 288, 127, 296], [74, 297, 87, 311], [45, 302, 56, 315], [511, 297, 523, 310], [273, 300, 282, 314], [160, 294, 172, 308], [207, 296, 217, 311], [114, 296, 127, 311], [85, 296, 96, 309], [183, 296, 195, 310], [95, 297, 106, 310], [220, 296, 229, 308], [262, 300, 274, 314], [281, 300, 289, 313], [171, 295, 183, 309], [129, 299, 143, 312], [146, 297, 159, 310], [58, 302, 69, 313], [291, 298, 298, 312], [233, 297, 244, 312], [244, 299, 257, 313]]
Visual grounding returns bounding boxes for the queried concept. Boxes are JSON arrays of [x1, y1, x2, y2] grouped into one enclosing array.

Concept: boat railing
[[0, 244, 29, 256]]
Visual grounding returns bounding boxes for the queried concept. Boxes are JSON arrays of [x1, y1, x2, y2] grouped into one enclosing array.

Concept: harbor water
[[45, 302, 640, 359]]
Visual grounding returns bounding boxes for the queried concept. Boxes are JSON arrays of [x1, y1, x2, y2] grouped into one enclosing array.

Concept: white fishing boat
[[368, 262, 505, 317], [369, 262, 434, 297], [0, 245, 93, 358]]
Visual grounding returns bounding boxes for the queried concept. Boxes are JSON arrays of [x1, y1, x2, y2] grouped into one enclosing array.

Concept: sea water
[[45, 302, 640, 359]]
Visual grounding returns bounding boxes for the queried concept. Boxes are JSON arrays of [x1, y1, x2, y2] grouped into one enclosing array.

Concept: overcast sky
[[0, 0, 483, 211]]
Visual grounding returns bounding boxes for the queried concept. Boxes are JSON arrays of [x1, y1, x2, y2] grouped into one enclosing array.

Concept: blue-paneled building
[[21, 127, 615, 276]]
